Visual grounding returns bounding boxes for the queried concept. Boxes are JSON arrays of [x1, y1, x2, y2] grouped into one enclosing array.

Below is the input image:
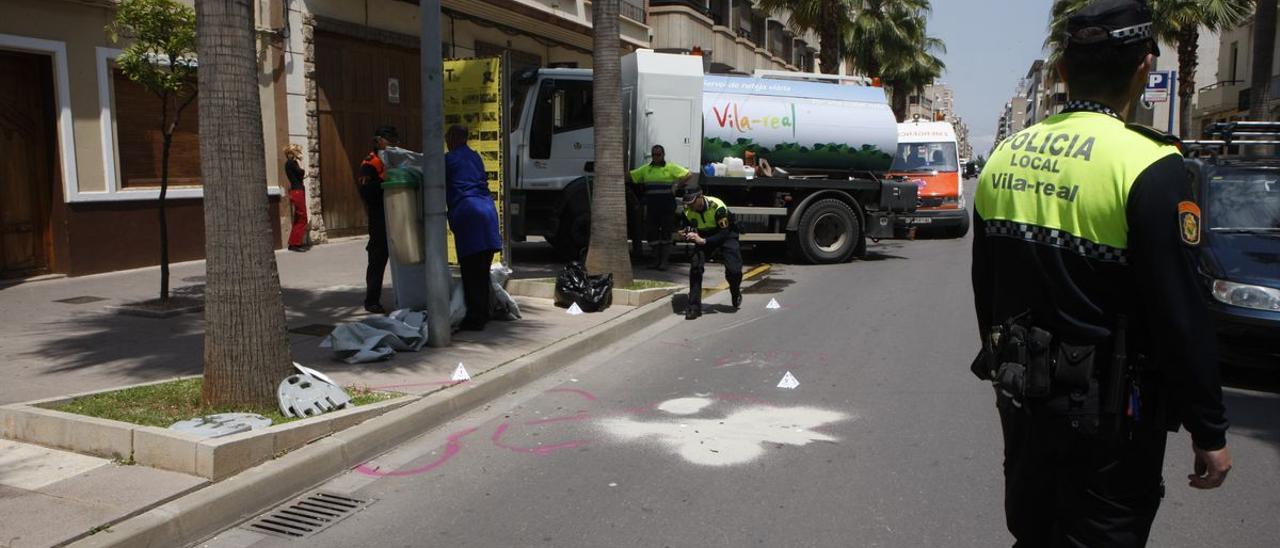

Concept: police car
[[1183, 122, 1280, 369]]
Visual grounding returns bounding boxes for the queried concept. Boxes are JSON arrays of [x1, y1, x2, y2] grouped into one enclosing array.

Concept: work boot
[[685, 305, 701, 320], [731, 288, 742, 309]]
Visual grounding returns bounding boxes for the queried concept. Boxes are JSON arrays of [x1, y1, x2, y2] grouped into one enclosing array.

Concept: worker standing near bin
[[445, 125, 502, 331], [357, 126, 397, 314], [970, 1, 1231, 545], [627, 144, 692, 270]]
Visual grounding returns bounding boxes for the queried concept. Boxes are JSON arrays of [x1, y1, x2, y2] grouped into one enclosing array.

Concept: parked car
[[1184, 122, 1280, 369]]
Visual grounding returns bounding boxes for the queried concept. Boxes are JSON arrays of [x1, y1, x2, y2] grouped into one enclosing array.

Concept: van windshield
[[1207, 169, 1280, 230], [891, 142, 959, 173]]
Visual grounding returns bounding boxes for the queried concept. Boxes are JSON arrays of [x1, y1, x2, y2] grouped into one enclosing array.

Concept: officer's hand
[[1188, 444, 1232, 489]]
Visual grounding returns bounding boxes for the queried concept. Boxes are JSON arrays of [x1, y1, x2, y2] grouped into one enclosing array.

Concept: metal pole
[[421, 0, 452, 347], [1168, 70, 1177, 135], [501, 50, 512, 268]]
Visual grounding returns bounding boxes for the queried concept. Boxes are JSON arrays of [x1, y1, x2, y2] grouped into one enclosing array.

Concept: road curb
[[68, 295, 680, 548]]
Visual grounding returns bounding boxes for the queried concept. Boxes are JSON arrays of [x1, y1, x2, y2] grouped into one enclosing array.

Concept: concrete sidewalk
[[0, 237, 744, 547]]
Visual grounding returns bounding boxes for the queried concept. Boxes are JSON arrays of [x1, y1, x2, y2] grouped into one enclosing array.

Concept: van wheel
[[794, 198, 860, 264]]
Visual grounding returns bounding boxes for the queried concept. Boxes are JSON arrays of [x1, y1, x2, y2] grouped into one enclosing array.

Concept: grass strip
[[51, 377, 398, 428]]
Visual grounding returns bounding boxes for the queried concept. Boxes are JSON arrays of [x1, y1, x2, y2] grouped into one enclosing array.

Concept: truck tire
[[793, 198, 860, 264]]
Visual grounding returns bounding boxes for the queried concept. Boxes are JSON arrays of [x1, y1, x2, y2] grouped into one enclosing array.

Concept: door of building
[[0, 50, 56, 277], [315, 32, 422, 237]]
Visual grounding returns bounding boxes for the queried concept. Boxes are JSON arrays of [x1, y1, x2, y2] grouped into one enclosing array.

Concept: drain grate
[[245, 491, 372, 539], [288, 323, 335, 337], [54, 296, 107, 304]]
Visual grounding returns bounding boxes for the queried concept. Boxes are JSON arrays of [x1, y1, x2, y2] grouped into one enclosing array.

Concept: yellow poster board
[[442, 56, 503, 264]]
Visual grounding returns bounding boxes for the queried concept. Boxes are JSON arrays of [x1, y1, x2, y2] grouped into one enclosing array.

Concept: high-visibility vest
[[684, 195, 731, 235]]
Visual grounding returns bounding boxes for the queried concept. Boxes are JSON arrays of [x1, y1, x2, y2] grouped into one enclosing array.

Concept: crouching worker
[[679, 189, 742, 320]]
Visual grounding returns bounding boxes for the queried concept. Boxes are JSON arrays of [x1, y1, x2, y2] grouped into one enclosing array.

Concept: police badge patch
[[718, 217, 729, 229], [1178, 201, 1201, 246]]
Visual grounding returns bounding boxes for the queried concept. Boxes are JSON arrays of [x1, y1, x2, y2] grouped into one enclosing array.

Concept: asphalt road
[[204, 214, 1280, 547]]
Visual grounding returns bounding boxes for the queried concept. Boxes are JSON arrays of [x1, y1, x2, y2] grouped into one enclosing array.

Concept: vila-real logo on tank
[[711, 102, 798, 138]]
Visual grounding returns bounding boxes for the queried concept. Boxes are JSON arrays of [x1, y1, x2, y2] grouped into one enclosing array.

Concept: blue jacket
[[445, 145, 502, 257]]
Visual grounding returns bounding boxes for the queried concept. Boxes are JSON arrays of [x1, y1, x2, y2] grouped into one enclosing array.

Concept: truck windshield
[[1207, 170, 1280, 230], [891, 142, 959, 173]]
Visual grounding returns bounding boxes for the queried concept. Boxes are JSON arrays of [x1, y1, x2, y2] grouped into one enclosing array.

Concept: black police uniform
[[358, 143, 391, 311], [971, 2, 1228, 545], [682, 194, 742, 319]]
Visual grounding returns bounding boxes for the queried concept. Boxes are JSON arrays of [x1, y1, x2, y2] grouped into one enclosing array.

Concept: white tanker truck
[[507, 50, 917, 264]]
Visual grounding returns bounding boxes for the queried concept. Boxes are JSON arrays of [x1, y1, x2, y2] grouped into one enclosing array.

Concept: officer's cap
[[1065, 0, 1158, 55], [681, 189, 702, 204], [374, 126, 400, 141]]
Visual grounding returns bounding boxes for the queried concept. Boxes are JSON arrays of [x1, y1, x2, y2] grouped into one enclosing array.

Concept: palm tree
[[844, 0, 934, 80], [585, 0, 633, 286], [1249, 0, 1277, 120], [758, 0, 857, 74], [880, 15, 947, 121], [1048, 0, 1253, 136], [195, 0, 294, 406]]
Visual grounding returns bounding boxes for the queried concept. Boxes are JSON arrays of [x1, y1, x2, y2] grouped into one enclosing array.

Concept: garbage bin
[[382, 167, 424, 265]]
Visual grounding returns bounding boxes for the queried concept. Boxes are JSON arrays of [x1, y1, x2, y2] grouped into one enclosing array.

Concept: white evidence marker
[[766, 298, 782, 310], [567, 302, 584, 315], [777, 371, 800, 389], [451, 363, 472, 382]]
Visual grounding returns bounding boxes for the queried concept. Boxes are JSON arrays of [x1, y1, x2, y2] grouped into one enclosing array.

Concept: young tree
[[585, 0, 634, 286], [107, 0, 198, 304], [196, 0, 293, 406]]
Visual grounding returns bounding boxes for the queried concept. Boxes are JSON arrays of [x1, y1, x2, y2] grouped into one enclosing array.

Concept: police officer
[[627, 145, 693, 270], [971, 1, 1230, 545], [357, 126, 396, 314], [680, 189, 742, 320]]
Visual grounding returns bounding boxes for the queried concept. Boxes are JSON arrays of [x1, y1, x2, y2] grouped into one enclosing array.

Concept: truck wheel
[[795, 198, 860, 264], [552, 208, 590, 261]]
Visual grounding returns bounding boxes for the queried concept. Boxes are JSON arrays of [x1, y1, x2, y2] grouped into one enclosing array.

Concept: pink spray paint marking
[[546, 387, 598, 401], [524, 413, 592, 426], [354, 427, 480, 477], [490, 422, 589, 456]]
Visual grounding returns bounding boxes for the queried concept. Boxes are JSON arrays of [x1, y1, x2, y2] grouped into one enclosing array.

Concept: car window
[[1206, 169, 1280, 230]]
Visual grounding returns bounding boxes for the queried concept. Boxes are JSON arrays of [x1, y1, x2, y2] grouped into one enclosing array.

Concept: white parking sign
[[1144, 71, 1171, 103]]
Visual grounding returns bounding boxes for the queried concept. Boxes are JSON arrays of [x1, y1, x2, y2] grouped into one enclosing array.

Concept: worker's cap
[[373, 126, 400, 141], [1065, 0, 1158, 55], [681, 189, 702, 204]]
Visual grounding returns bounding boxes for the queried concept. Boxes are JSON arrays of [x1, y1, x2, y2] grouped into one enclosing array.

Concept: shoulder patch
[[1125, 123, 1181, 146], [1178, 201, 1201, 246]]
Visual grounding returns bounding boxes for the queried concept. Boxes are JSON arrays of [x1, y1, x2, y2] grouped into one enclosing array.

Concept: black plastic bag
[[554, 262, 614, 312]]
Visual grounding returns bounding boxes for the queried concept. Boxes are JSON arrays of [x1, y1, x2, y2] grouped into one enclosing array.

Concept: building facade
[[1194, 9, 1280, 134], [905, 82, 972, 162], [648, 0, 820, 74]]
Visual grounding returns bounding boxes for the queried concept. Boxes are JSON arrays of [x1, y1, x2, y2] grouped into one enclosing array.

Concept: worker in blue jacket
[[445, 125, 503, 331]]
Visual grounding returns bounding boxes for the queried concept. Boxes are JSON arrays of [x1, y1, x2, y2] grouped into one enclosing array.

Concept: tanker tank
[[701, 75, 898, 173]]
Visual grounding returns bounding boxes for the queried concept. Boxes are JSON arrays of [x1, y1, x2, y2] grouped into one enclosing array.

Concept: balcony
[[1197, 80, 1246, 115], [621, 0, 648, 23]]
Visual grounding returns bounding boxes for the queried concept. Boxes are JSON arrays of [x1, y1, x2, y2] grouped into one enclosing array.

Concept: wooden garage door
[[0, 50, 56, 277], [315, 32, 422, 237]]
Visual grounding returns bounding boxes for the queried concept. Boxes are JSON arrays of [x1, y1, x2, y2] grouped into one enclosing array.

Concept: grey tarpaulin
[[321, 309, 428, 364]]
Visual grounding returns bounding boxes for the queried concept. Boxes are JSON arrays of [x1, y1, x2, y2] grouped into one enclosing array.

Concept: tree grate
[[244, 491, 372, 539], [54, 296, 107, 304]]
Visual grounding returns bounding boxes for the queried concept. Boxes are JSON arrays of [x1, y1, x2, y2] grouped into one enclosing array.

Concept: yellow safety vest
[[684, 196, 731, 235]]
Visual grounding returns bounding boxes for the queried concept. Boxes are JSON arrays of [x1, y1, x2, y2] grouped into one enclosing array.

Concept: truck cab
[[887, 120, 969, 238]]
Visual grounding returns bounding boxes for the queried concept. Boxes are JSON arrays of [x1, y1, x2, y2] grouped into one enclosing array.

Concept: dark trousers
[[688, 236, 742, 308], [999, 396, 1167, 547], [362, 196, 389, 307], [459, 250, 495, 327], [643, 191, 677, 245]]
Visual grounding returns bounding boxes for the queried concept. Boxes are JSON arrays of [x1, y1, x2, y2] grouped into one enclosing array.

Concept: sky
[[926, 0, 1057, 158]]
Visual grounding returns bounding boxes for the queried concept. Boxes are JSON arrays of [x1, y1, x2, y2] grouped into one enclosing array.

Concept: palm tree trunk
[[196, 0, 293, 407], [891, 86, 908, 122], [585, 0, 633, 286], [1249, 0, 1277, 120], [1177, 26, 1199, 138], [819, 0, 841, 74]]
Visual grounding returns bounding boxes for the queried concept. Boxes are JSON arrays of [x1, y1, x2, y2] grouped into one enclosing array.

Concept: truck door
[[523, 78, 594, 190], [642, 97, 696, 169]]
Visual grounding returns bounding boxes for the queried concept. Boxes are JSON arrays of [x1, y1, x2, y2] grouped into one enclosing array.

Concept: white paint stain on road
[[656, 397, 714, 415], [598, 398, 849, 466]]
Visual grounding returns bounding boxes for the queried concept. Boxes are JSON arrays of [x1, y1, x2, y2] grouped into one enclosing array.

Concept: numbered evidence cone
[[451, 363, 471, 382], [382, 167, 424, 265], [766, 298, 782, 309], [777, 371, 800, 389], [567, 302, 584, 315]]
